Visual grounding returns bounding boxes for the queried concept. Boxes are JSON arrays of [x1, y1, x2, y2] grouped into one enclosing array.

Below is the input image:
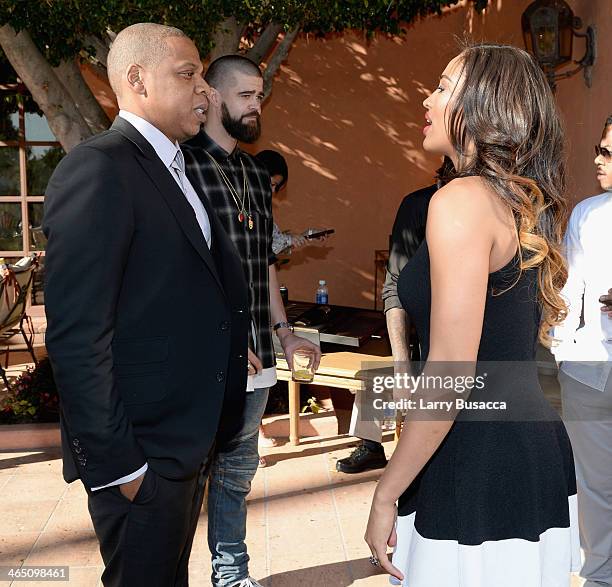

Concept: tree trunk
[[209, 16, 243, 61], [247, 23, 283, 64], [84, 34, 110, 68], [0, 25, 93, 151], [263, 26, 301, 98], [54, 59, 110, 134]]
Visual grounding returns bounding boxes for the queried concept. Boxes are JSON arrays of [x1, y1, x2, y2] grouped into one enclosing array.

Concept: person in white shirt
[[553, 115, 612, 587]]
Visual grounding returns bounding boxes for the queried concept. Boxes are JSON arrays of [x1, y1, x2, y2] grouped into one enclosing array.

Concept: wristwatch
[[272, 321, 293, 333]]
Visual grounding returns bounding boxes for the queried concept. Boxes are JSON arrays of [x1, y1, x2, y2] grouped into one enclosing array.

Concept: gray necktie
[[171, 149, 186, 194]]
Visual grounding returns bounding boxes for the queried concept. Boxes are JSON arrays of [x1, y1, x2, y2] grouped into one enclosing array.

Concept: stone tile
[[44, 498, 95, 534], [331, 478, 377, 513], [250, 480, 266, 502], [337, 512, 370, 546], [0, 471, 13, 492], [0, 531, 39, 566], [188, 562, 212, 586], [0, 473, 68, 503], [0, 450, 62, 476], [0, 500, 57, 534], [13, 566, 102, 587], [25, 530, 102, 567], [267, 483, 335, 515], [61, 480, 88, 501], [265, 547, 351, 586], [0, 466, 15, 478]]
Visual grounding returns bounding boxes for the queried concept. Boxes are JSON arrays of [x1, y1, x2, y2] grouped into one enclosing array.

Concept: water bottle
[[315, 280, 328, 304], [279, 284, 289, 304]]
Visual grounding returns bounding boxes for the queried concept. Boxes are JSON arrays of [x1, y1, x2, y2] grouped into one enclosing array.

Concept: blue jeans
[[207, 387, 269, 586]]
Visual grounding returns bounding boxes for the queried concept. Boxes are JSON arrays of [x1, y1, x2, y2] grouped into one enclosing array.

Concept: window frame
[[0, 82, 61, 257]]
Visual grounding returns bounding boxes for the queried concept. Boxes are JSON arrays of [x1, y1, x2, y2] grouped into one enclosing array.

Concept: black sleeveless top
[[398, 240, 541, 363], [394, 240, 576, 544]]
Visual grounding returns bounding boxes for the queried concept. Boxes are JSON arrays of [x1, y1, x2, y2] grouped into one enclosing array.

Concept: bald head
[[204, 54, 262, 91], [107, 23, 188, 97]]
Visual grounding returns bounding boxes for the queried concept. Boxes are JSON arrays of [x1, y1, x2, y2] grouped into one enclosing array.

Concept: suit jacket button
[[220, 321, 230, 331], [74, 447, 82, 454], [73, 438, 80, 446], [216, 372, 225, 383]]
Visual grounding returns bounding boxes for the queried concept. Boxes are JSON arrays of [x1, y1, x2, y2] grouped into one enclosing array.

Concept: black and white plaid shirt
[[184, 131, 277, 369]]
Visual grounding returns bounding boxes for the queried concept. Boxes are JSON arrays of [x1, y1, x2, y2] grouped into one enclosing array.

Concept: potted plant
[[0, 358, 59, 424]]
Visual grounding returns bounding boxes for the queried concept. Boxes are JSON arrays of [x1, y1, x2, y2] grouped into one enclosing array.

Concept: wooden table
[[276, 349, 392, 445]]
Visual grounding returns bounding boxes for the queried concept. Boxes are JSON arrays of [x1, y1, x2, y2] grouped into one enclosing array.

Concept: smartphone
[[305, 229, 335, 240]]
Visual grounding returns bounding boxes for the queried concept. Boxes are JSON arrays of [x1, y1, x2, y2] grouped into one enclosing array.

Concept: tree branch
[[0, 24, 92, 151], [84, 34, 109, 68], [54, 59, 110, 134], [209, 16, 244, 61], [247, 22, 283, 64], [263, 25, 300, 98]]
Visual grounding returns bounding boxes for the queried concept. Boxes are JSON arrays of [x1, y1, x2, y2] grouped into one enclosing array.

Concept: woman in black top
[[364, 44, 579, 586]]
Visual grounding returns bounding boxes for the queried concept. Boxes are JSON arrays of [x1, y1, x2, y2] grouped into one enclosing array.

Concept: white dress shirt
[[552, 192, 612, 391], [91, 112, 212, 491], [119, 110, 212, 247], [246, 318, 277, 391]]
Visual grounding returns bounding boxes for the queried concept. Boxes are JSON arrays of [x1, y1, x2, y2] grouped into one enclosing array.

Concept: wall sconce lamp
[[521, 0, 596, 90]]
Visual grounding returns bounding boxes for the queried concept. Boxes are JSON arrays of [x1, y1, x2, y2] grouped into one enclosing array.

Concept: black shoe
[[336, 444, 387, 474]]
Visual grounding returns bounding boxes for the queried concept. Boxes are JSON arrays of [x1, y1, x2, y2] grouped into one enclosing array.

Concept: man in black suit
[[43, 23, 248, 586]]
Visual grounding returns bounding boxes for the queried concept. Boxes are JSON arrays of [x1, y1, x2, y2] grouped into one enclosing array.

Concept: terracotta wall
[[252, 0, 611, 308], [82, 0, 610, 309]]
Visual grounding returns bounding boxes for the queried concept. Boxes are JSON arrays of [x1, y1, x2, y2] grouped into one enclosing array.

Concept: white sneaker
[[231, 578, 263, 587]]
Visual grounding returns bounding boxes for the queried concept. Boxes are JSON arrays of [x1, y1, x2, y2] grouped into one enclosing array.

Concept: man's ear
[[207, 86, 222, 109], [126, 64, 146, 95]]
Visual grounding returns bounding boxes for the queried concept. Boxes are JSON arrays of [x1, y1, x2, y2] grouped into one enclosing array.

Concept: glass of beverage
[[292, 349, 316, 382]]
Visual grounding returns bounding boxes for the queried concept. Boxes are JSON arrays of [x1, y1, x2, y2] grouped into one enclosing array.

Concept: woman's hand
[[364, 497, 404, 583]]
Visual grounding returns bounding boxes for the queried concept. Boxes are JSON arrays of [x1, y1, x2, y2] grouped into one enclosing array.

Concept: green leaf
[[1, 0, 485, 63]]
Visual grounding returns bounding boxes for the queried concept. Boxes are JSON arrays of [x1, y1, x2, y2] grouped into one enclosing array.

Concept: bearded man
[[183, 55, 320, 587]]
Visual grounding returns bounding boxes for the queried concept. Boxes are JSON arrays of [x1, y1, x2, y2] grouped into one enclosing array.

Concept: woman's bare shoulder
[[428, 176, 497, 234]]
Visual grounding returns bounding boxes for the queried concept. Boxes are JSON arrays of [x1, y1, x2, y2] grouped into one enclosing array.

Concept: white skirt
[[390, 495, 581, 587]]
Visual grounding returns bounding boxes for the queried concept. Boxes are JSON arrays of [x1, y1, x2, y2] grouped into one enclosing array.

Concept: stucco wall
[[82, 0, 610, 309], [253, 0, 610, 308]]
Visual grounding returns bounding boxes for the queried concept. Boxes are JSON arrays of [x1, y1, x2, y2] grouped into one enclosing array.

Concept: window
[[0, 79, 64, 305]]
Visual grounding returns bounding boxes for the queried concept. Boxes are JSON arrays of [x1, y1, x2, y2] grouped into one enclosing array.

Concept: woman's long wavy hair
[[441, 43, 568, 346]]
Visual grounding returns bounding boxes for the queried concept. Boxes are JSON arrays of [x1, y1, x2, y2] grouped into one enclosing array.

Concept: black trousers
[[87, 465, 208, 587]]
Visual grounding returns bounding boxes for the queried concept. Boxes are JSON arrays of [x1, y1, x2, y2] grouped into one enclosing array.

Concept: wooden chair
[[0, 255, 39, 389]]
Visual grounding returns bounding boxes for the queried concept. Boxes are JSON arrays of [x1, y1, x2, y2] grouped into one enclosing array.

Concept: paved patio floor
[[0, 428, 586, 587], [0, 336, 586, 587]]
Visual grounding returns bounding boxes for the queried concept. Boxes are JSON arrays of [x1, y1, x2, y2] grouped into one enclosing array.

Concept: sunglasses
[[595, 145, 612, 161]]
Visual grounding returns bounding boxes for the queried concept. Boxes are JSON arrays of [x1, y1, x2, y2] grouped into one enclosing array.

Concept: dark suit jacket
[[43, 117, 249, 489]]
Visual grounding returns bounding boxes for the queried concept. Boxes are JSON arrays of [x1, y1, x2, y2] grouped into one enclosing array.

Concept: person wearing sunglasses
[[553, 115, 612, 587]]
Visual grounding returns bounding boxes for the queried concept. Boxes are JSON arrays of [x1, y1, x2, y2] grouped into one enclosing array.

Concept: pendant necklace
[[206, 152, 253, 229]]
